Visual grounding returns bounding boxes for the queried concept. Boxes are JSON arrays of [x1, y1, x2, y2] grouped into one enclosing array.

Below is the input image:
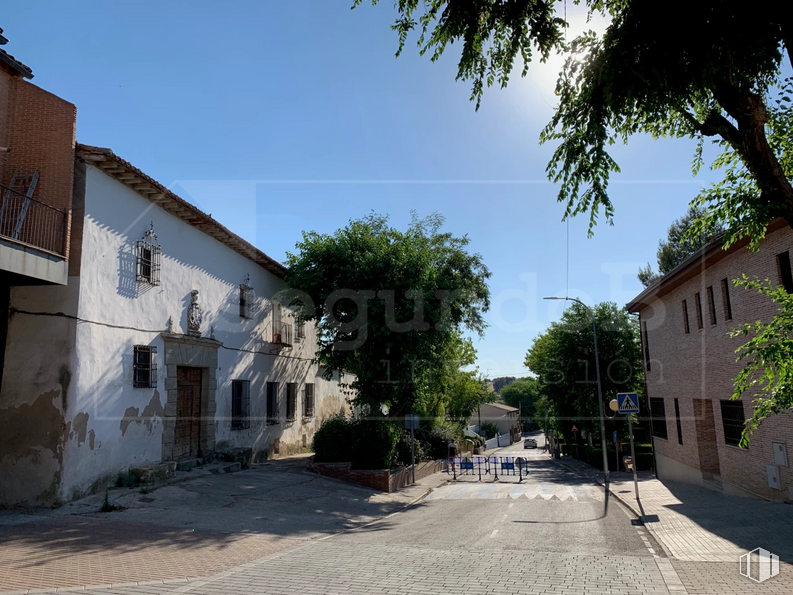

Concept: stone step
[[209, 461, 242, 475]]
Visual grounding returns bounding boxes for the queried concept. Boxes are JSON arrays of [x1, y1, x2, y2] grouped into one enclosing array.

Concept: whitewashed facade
[[0, 145, 349, 507]]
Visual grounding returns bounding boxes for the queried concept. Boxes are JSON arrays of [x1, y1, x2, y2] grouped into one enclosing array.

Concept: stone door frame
[[161, 332, 221, 462]]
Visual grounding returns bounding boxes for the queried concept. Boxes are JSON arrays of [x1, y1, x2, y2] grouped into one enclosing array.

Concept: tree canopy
[[284, 212, 491, 417], [499, 377, 542, 423], [524, 302, 642, 442], [359, 0, 792, 239]]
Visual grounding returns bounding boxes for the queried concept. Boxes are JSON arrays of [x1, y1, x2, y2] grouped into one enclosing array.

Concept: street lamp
[[544, 296, 610, 484]]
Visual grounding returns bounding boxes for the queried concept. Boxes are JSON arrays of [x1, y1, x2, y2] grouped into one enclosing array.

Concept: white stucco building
[[0, 144, 350, 507]]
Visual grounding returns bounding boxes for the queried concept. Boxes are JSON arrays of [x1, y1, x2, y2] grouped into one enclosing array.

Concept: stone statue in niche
[[187, 290, 202, 336]]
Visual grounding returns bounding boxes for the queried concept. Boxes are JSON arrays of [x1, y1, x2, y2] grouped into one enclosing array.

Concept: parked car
[[524, 438, 537, 449]]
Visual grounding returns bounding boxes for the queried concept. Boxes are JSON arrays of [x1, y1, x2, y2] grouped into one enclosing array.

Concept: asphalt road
[[333, 431, 654, 558]]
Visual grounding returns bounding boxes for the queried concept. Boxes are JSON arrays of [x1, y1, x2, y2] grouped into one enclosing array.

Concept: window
[[286, 383, 298, 421], [304, 383, 315, 418], [136, 224, 161, 286], [231, 380, 250, 430], [649, 397, 668, 440], [720, 400, 746, 447], [133, 345, 157, 388], [721, 278, 732, 321], [266, 382, 279, 424], [682, 300, 690, 334], [707, 285, 717, 326], [674, 398, 683, 445], [694, 292, 704, 329], [777, 251, 793, 293], [642, 321, 651, 372], [240, 274, 253, 319], [296, 318, 305, 342]]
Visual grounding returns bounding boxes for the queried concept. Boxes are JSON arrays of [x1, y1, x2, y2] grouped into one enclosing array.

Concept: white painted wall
[[4, 164, 349, 504]]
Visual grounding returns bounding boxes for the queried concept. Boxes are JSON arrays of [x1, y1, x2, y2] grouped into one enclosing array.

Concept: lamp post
[[544, 296, 610, 484]]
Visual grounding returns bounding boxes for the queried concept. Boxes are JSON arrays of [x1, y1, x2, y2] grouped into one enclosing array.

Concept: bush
[[312, 416, 353, 462], [350, 418, 401, 470], [479, 421, 498, 440], [415, 421, 457, 459], [396, 431, 429, 466]]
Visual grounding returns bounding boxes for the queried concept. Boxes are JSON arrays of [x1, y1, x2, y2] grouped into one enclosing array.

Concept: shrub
[[350, 417, 401, 469], [312, 416, 353, 462], [396, 431, 429, 466], [415, 421, 457, 459], [479, 421, 499, 440]]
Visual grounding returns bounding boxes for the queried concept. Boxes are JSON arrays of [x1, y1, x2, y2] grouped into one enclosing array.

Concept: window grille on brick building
[[674, 398, 683, 444], [649, 398, 668, 440], [681, 300, 690, 334], [707, 286, 717, 326], [694, 292, 704, 329], [133, 345, 157, 388], [231, 380, 250, 430], [720, 278, 732, 321], [720, 400, 746, 447], [136, 223, 161, 286]]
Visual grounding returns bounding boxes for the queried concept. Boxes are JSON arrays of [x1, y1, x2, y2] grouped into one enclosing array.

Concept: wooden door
[[175, 367, 202, 460]]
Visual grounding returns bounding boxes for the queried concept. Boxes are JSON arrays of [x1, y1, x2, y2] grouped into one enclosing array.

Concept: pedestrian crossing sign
[[617, 392, 639, 413]]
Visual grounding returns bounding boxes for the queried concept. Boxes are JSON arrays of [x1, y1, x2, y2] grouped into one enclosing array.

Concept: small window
[[231, 380, 250, 430], [694, 292, 704, 329], [721, 278, 732, 321], [682, 300, 690, 334], [674, 398, 683, 445], [720, 400, 746, 447], [136, 224, 161, 286], [240, 274, 253, 319], [777, 251, 793, 293], [304, 383, 315, 418], [642, 321, 651, 372], [266, 382, 279, 424], [286, 383, 298, 421], [707, 286, 717, 326], [133, 345, 158, 388], [296, 318, 305, 342], [650, 397, 668, 440]]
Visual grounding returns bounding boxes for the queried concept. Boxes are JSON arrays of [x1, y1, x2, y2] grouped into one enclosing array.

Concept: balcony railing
[[0, 183, 68, 256], [272, 322, 293, 346]]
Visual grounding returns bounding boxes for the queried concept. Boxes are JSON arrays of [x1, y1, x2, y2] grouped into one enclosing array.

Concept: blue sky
[[4, 1, 725, 377]]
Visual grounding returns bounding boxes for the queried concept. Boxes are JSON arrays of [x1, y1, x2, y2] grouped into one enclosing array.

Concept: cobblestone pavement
[[672, 560, 793, 595]]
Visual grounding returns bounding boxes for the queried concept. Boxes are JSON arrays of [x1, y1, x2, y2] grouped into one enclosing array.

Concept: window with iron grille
[[674, 398, 683, 445], [682, 300, 690, 334], [694, 292, 704, 329], [304, 383, 315, 418], [136, 224, 161, 286], [240, 275, 253, 319], [286, 383, 298, 421], [721, 278, 733, 321], [266, 382, 279, 424], [706, 286, 717, 326], [649, 397, 668, 440], [231, 380, 250, 430], [720, 400, 746, 447], [778, 251, 793, 293], [295, 318, 305, 342], [133, 345, 157, 388]]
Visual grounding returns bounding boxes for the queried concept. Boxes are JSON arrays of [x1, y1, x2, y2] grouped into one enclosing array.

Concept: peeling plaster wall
[[53, 165, 351, 500]]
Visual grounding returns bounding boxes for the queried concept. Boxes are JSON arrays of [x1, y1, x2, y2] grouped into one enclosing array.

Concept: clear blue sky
[[4, 1, 724, 377]]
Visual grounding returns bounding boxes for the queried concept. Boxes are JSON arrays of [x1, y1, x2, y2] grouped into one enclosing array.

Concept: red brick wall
[[638, 226, 793, 500], [0, 69, 13, 183], [306, 460, 391, 492]]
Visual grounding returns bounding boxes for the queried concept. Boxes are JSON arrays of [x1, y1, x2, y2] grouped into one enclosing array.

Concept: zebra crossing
[[425, 481, 602, 502]]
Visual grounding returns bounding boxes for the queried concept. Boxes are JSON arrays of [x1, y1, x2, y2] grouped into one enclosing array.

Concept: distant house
[[627, 221, 793, 502], [473, 402, 521, 444]]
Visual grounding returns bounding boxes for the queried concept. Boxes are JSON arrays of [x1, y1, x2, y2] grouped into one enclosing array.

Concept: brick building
[[627, 220, 793, 501]]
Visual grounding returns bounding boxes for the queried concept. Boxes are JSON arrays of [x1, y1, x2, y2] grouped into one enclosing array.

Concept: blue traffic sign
[[617, 392, 639, 413]]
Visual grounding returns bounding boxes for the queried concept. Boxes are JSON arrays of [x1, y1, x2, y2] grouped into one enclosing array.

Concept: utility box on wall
[[766, 465, 781, 490], [772, 441, 788, 467]]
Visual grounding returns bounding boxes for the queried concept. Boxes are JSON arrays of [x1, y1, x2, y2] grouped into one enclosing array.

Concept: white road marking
[[490, 529, 499, 538]]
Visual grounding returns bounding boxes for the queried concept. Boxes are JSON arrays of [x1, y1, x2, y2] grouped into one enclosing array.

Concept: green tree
[[285, 213, 491, 417], [524, 302, 642, 443], [500, 377, 541, 427], [358, 1, 792, 235], [637, 206, 724, 287]]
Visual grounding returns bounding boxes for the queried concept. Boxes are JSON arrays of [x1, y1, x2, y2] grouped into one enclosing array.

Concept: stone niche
[[160, 332, 221, 462]]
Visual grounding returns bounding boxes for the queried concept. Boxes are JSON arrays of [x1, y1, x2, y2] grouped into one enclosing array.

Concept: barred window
[[304, 383, 315, 418], [231, 380, 250, 430], [720, 400, 746, 447], [296, 318, 305, 342], [694, 292, 704, 329], [286, 383, 298, 421], [136, 224, 161, 286], [682, 300, 690, 334], [266, 382, 279, 424], [707, 286, 717, 326], [133, 345, 157, 388], [240, 274, 254, 319], [674, 398, 683, 445], [721, 278, 733, 321], [650, 397, 668, 440]]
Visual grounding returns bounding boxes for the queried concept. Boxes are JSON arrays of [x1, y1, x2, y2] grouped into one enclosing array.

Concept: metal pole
[[629, 415, 639, 501], [410, 424, 416, 485], [589, 306, 610, 484]]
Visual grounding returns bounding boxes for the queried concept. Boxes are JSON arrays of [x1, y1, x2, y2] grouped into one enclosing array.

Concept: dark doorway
[[175, 366, 202, 460]]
